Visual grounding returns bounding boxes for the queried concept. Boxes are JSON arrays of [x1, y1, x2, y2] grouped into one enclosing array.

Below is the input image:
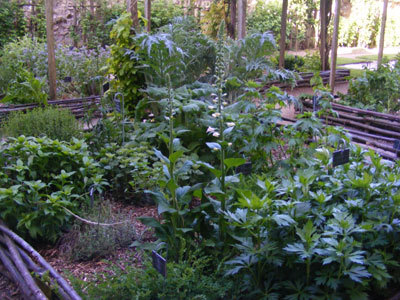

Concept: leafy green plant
[[79, 0, 125, 48], [222, 146, 400, 298], [138, 0, 184, 30], [1, 106, 81, 141], [108, 12, 146, 114], [0, 136, 106, 242], [1, 68, 47, 105], [74, 252, 238, 300], [247, 0, 283, 40], [97, 141, 162, 202], [341, 62, 400, 113], [0, 0, 26, 48], [0, 36, 109, 97]]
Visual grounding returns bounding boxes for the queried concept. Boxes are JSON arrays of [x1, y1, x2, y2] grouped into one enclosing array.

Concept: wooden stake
[[377, 0, 389, 67], [329, 0, 341, 93], [228, 0, 237, 39], [279, 0, 288, 69], [45, 0, 57, 100], [127, 0, 138, 28], [144, 0, 151, 32], [319, 0, 332, 71], [237, 0, 246, 39]]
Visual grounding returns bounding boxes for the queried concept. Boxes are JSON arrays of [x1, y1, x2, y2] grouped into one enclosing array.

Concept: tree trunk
[[227, 0, 236, 39], [237, 0, 246, 39], [279, 0, 288, 69], [319, 0, 333, 71], [329, 0, 341, 93], [377, 0, 389, 67], [144, 0, 151, 32], [45, 0, 57, 100]]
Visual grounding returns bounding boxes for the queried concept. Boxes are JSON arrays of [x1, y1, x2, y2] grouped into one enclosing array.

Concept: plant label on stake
[[103, 82, 109, 93], [394, 140, 400, 156], [312, 95, 320, 112], [235, 162, 252, 175], [332, 148, 350, 167], [152, 250, 166, 277]]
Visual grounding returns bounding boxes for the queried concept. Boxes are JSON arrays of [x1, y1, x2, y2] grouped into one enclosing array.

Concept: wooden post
[[144, 0, 151, 32], [228, 0, 237, 39], [237, 0, 246, 39], [377, 0, 389, 67], [320, 0, 327, 71], [127, 0, 138, 28], [279, 0, 288, 69], [319, 0, 332, 71], [45, 0, 57, 100], [329, 0, 341, 93], [30, 0, 35, 38]]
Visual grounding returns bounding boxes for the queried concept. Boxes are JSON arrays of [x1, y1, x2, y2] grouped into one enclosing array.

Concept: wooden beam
[[377, 0, 389, 67], [279, 0, 288, 69], [45, 0, 56, 100], [329, 0, 341, 93]]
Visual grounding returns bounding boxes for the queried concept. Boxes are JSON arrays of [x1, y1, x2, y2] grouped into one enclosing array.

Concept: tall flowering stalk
[[214, 27, 227, 209]]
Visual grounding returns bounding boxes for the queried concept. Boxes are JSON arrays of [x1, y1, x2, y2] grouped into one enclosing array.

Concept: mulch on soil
[[0, 203, 158, 298]]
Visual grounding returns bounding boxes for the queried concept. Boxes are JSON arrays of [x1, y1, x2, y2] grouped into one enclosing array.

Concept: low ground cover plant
[[62, 200, 137, 261]]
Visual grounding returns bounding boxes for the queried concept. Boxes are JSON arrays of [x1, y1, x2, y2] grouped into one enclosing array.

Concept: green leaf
[[154, 149, 170, 164], [138, 217, 163, 229], [272, 214, 296, 227], [169, 150, 184, 164], [224, 158, 246, 169], [206, 142, 221, 150]]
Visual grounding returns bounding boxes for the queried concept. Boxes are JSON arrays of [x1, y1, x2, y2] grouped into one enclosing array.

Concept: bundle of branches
[[260, 69, 350, 91], [0, 221, 81, 300], [302, 99, 400, 160]]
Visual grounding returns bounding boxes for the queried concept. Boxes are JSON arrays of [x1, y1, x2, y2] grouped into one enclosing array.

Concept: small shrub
[[0, 0, 26, 48], [97, 141, 162, 202], [0, 136, 106, 242], [138, 0, 184, 30], [75, 253, 238, 299], [1, 106, 81, 141], [247, 0, 282, 40], [63, 200, 137, 261], [1, 69, 47, 105], [342, 62, 400, 112], [273, 54, 305, 71], [299, 50, 321, 72]]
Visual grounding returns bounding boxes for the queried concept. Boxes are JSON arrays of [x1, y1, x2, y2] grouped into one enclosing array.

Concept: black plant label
[[152, 250, 166, 277], [332, 149, 350, 167]]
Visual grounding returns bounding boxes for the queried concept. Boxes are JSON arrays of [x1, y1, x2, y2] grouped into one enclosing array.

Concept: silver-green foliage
[[1, 106, 81, 141]]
